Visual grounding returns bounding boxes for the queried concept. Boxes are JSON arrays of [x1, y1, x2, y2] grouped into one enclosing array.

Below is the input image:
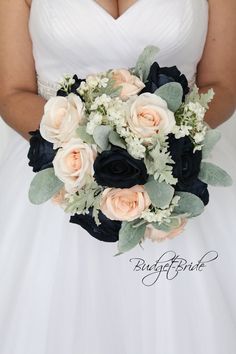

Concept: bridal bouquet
[[27, 46, 232, 253]]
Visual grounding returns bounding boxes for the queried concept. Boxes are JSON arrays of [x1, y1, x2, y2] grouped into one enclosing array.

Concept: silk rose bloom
[[145, 218, 187, 242], [100, 185, 151, 221], [51, 187, 66, 207], [112, 69, 145, 101], [53, 138, 96, 192], [40, 93, 85, 148], [127, 93, 175, 138]]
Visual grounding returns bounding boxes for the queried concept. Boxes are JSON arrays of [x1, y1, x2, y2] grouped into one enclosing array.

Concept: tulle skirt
[[0, 118, 236, 354]]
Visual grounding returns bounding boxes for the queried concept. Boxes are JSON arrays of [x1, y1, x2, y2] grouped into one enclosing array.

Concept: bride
[[0, 1, 235, 353]]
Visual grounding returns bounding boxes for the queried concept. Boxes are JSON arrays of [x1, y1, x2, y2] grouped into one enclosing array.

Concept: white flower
[[193, 145, 203, 152], [194, 132, 205, 143], [40, 93, 85, 148], [173, 124, 192, 139], [86, 75, 100, 89], [126, 136, 146, 159], [77, 81, 88, 95], [86, 112, 103, 134], [53, 138, 96, 193], [90, 94, 112, 111], [107, 99, 127, 127], [187, 102, 206, 120], [98, 77, 109, 88], [141, 196, 180, 223]]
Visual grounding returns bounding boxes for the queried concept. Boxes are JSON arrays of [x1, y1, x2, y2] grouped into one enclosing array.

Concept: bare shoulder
[[197, 0, 236, 94]]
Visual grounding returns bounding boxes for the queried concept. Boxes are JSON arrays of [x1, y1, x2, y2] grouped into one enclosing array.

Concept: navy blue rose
[[93, 147, 148, 188], [141, 62, 189, 100], [167, 134, 209, 205], [175, 179, 209, 206], [70, 208, 121, 242], [27, 130, 57, 173], [168, 134, 202, 184], [57, 75, 85, 97]]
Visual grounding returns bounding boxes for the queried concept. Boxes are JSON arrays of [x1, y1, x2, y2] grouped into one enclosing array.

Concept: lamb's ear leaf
[[118, 221, 146, 253], [144, 179, 174, 208], [173, 192, 205, 218], [201, 129, 221, 159], [76, 126, 95, 144], [134, 45, 160, 82], [154, 82, 183, 112], [93, 125, 113, 151], [29, 168, 63, 205], [109, 130, 126, 149], [198, 162, 233, 187], [151, 217, 181, 233]]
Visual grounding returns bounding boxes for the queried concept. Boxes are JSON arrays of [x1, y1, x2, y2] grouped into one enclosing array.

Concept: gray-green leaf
[[144, 180, 175, 208], [174, 192, 204, 218], [29, 168, 63, 205], [134, 45, 160, 82], [155, 82, 183, 112], [76, 126, 95, 144], [93, 125, 113, 151], [151, 217, 181, 232], [109, 130, 126, 149], [118, 221, 146, 253], [198, 162, 233, 186], [202, 129, 221, 159]]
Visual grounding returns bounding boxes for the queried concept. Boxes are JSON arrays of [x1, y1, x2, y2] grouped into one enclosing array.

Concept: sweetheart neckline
[[90, 0, 143, 22]]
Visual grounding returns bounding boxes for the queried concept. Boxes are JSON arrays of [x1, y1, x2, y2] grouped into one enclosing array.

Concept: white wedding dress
[[0, 1, 236, 353]]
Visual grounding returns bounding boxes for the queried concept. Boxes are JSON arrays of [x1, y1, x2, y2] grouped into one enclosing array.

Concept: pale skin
[[0, 0, 235, 140]]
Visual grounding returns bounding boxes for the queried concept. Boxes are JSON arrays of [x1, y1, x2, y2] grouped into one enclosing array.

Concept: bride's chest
[[29, 0, 207, 51], [94, 0, 138, 20], [29, 0, 208, 82]]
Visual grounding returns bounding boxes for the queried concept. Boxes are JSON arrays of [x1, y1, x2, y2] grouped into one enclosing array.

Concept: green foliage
[[108, 130, 126, 149], [144, 139, 177, 185], [100, 77, 122, 98], [173, 192, 205, 218], [118, 220, 147, 253], [133, 45, 160, 82], [186, 85, 215, 109], [201, 129, 221, 159], [199, 162, 233, 186], [29, 168, 63, 205], [76, 126, 95, 144], [151, 217, 181, 233], [155, 82, 183, 112], [92, 193, 103, 225], [144, 179, 174, 208], [93, 125, 113, 151], [65, 177, 103, 224]]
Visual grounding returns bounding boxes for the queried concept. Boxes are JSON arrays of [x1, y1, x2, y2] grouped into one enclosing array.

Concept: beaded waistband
[[37, 77, 60, 100], [37, 73, 197, 101]]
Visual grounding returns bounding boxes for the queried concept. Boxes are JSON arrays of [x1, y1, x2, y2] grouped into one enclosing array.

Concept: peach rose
[[127, 93, 175, 138], [112, 69, 145, 100], [144, 218, 187, 242], [51, 187, 66, 207], [53, 138, 96, 192], [100, 185, 151, 221], [40, 93, 85, 148]]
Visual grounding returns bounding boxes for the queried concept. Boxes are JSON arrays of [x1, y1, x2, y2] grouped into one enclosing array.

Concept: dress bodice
[[2, 4, 236, 354], [29, 0, 209, 98]]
